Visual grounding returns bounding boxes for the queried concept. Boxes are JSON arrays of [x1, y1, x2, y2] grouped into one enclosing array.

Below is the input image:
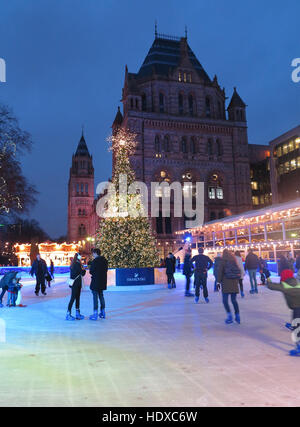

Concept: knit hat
[[280, 269, 294, 282]]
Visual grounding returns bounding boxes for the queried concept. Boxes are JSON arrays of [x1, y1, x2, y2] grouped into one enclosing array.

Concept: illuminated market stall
[[176, 199, 300, 261], [14, 242, 79, 266]]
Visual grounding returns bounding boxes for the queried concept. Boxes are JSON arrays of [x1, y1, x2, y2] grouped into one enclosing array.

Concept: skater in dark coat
[[165, 253, 176, 289], [213, 253, 222, 292], [89, 248, 108, 320], [217, 249, 241, 324], [30, 254, 48, 296], [183, 249, 194, 297], [191, 248, 213, 303], [66, 253, 86, 321], [267, 269, 300, 356]]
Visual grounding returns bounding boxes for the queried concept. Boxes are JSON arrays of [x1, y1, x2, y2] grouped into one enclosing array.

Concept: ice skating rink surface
[[0, 272, 300, 407]]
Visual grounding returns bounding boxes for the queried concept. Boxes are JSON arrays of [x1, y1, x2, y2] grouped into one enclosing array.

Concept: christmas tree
[[95, 128, 159, 268]]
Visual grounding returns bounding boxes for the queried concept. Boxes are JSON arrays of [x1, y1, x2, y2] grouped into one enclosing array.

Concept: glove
[[216, 283, 221, 291]]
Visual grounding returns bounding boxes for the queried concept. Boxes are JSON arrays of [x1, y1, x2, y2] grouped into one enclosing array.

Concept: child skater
[[267, 269, 300, 356]]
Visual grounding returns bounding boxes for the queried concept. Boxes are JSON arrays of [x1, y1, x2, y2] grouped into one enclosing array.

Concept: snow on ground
[[0, 271, 299, 407]]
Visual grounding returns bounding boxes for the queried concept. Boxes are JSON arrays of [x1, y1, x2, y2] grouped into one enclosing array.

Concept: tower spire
[[185, 25, 188, 39], [155, 20, 158, 38]]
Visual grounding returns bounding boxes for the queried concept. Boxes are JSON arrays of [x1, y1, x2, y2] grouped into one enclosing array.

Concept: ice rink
[[0, 271, 299, 407]]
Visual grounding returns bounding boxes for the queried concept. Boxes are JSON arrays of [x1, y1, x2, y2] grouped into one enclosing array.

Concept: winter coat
[[191, 254, 213, 274], [217, 258, 240, 294], [70, 261, 86, 287], [267, 277, 300, 309], [235, 256, 245, 278], [30, 259, 48, 278], [165, 257, 175, 275], [213, 257, 222, 278], [0, 272, 18, 289], [183, 254, 193, 277], [89, 255, 108, 291], [244, 252, 259, 271]]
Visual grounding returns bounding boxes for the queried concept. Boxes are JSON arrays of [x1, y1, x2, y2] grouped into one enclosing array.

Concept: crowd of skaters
[[165, 248, 300, 356]]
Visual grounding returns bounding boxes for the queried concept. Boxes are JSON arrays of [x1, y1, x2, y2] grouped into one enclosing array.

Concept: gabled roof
[[227, 87, 246, 109], [74, 132, 90, 157], [138, 36, 211, 83]]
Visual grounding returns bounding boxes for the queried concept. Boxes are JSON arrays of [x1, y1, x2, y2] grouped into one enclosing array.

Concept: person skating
[[0, 271, 22, 307], [217, 249, 241, 324], [183, 249, 194, 297], [66, 253, 86, 320], [213, 253, 222, 292], [165, 253, 176, 289], [191, 248, 213, 303], [244, 249, 259, 294], [266, 269, 300, 356], [30, 254, 48, 296], [287, 252, 295, 273], [235, 251, 245, 298], [89, 248, 108, 321]]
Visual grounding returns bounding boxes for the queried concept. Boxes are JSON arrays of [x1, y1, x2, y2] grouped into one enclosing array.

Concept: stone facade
[[112, 34, 252, 256]]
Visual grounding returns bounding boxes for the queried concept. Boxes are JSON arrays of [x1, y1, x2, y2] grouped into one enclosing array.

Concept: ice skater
[[0, 271, 22, 307], [30, 254, 48, 296], [235, 251, 245, 298], [267, 269, 300, 356], [183, 249, 194, 297], [66, 253, 86, 320], [89, 248, 108, 320], [165, 253, 176, 289], [191, 248, 213, 303], [213, 253, 222, 292], [217, 249, 241, 324], [244, 249, 259, 294]]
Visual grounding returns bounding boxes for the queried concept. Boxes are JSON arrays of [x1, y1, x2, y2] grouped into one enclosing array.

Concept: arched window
[[78, 209, 82, 216], [207, 138, 213, 155], [80, 183, 84, 194], [85, 183, 88, 194], [163, 135, 170, 152], [205, 97, 211, 118], [135, 98, 138, 109], [208, 173, 224, 200], [178, 94, 184, 115], [156, 212, 163, 234], [181, 137, 187, 153], [165, 217, 172, 234], [141, 94, 147, 111], [188, 94, 194, 116], [216, 139, 222, 156], [76, 183, 79, 195], [130, 98, 133, 109], [191, 137, 197, 154], [159, 93, 165, 113], [78, 224, 86, 237], [155, 135, 160, 153], [218, 211, 225, 219]]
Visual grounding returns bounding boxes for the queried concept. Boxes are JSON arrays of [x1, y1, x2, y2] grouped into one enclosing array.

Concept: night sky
[[0, 0, 299, 238]]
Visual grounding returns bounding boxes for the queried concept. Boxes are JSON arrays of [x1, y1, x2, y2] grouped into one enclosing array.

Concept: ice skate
[[99, 309, 106, 319], [290, 344, 300, 356], [225, 313, 233, 324], [66, 312, 75, 321], [89, 311, 98, 321], [75, 309, 84, 320], [235, 313, 241, 324]]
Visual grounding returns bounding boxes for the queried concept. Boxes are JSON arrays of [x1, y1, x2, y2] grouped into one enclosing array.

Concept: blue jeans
[[222, 293, 239, 315], [248, 270, 257, 290], [92, 290, 105, 311]]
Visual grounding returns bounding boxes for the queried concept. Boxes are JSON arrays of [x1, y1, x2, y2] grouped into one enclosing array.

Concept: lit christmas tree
[[95, 128, 159, 268]]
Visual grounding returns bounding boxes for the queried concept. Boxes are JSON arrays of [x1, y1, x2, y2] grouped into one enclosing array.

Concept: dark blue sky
[[0, 0, 299, 238]]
